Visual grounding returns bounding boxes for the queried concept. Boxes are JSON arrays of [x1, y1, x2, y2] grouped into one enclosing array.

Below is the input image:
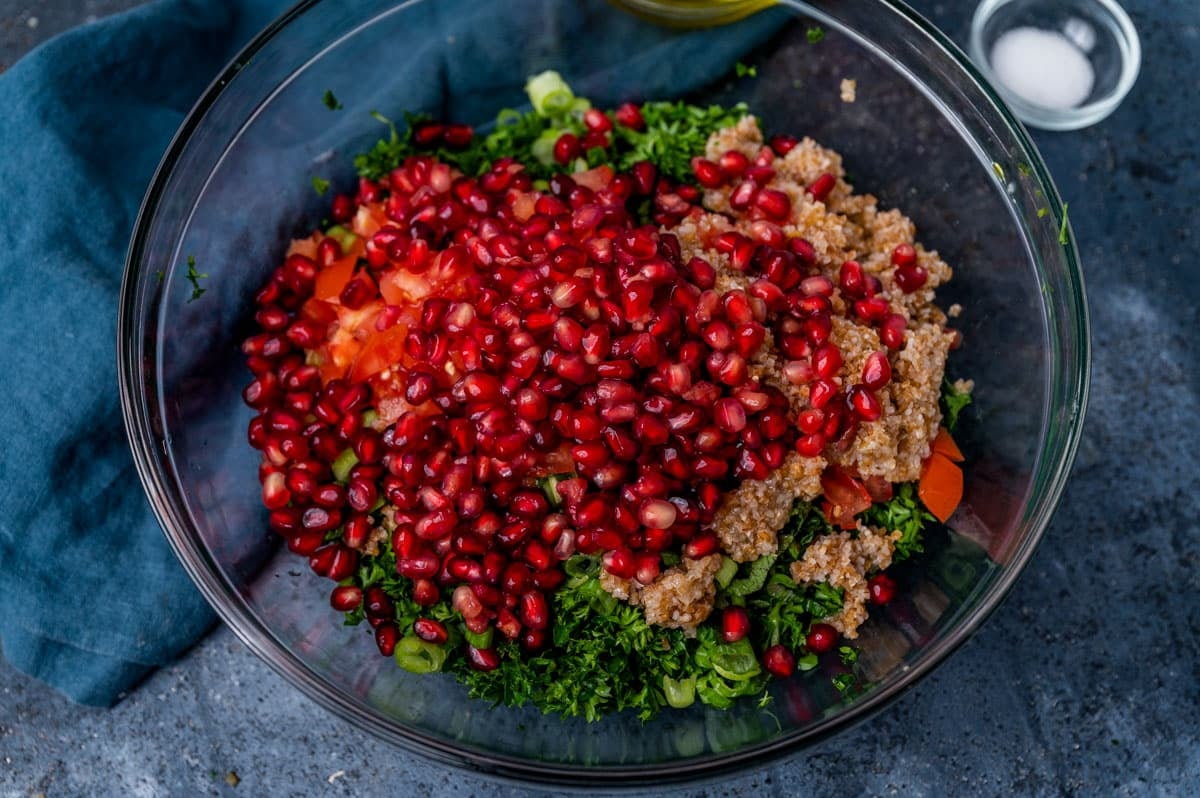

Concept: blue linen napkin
[[0, 0, 290, 706], [0, 0, 783, 707]]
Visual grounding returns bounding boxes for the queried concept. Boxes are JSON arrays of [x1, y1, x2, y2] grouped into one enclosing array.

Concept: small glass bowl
[[970, 0, 1141, 131]]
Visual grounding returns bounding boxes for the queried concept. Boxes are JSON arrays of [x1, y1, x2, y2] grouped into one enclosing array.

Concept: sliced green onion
[[324, 224, 359, 252], [394, 637, 447, 674], [332, 449, 359, 483], [662, 675, 697, 709], [463, 626, 494, 650], [530, 128, 562, 166], [525, 70, 574, 117]]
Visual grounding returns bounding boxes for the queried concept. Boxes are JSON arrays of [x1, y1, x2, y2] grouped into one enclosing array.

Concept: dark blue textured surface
[[1, 0, 1197, 794]]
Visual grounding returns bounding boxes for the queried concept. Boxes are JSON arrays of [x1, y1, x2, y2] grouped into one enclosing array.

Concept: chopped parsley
[[806, 26, 825, 44], [311, 175, 330, 196], [735, 61, 758, 78], [1037, 206, 1049, 218], [323, 89, 342, 110], [838, 645, 858, 665], [991, 161, 1006, 181], [940, 378, 973, 433], [184, 255, 207, 302], [861, 483, 933, 562], [832, 671, 857, 695], [1058, 201, 1070, 245], [354, 71, 747, 184]]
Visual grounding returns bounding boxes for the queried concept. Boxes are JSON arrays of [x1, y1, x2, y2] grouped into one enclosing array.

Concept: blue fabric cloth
[[0, 0, 783, 707], [0, 0, 290, 706]]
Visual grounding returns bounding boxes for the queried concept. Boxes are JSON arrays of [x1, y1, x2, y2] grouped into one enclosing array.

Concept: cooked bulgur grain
[[601, 554, 724, 634], [790, 524, 901, 638]]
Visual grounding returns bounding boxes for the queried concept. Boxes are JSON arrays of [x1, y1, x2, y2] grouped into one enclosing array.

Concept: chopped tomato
[[286, 233, 321, 260], [352, 203, 388, 239], [379, 268, 432, 306], [820, 464, 872, 529], [512, 192, 537, 222], [919, 452, 963, 522], [350, 322, 409, 384], [572, 164, 614, 191], [527, 446, 576, 478], [931, 427, 965, 463], [314, 254, 357, 301], [299, 297, 339, 325]]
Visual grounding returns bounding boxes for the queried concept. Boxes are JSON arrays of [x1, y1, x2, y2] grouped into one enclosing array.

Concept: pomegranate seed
[[602, 547, 637, 579], [519, 590, 549, 630], [682, 534, 718, 559], [729, 180, 757, 210], [330, 585, 362, 612], [891, 243, 917, 268], [862, 352, 892, 390], [374, 623, 399, 656], [638, 499, 678, 530], [462, 646, 497, 671], [713, 397, 748, 433], [880, 313, 907, 349], [755, 188, 791, 220], [794, 433, 826, 457], [868, 572, 897, 605], [412, 579, 439, 606], [692, 157, 724, 188], [452, 584, 484, 619], [895, 264, 928, 293], [806, 623, 839, 653], [848, 385, 883, 421], [769, 134, 799, 154], [553, 132, 581, 165], [614, 102, 645, 130], [413, 618, 449, 644], [722, 607, 751, 643], [855, 297, 890, 323], [762, 644, 795, 678], [718, 150, 749, 178], [810, 379, 838, 409], [330, 194, 354, 223], [807, 172, 836, 202], [813, 343, 843, 380]]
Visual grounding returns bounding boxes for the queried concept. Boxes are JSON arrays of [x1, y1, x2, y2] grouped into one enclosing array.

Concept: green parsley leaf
[[1058, 201, 1070, 245], [838, 645, 859, 665], [806, 26, 825, 44], [323, 89, 343, 110], [992, 161, 1006, 181], [184, 255, 207, 302], [735, 62, 758, 78], [311, 175, 330, 196], [1037, 207, 1049, 218], [940, 378, 973, 433], [861, 483, 934, 562], [833, 671, 857, 695]]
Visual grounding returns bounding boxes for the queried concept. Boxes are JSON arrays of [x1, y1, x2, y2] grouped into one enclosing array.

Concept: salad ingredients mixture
[[240, 72, 971, 720]]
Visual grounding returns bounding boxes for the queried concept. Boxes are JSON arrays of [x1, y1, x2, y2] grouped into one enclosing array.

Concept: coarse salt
[[990, 26, 1095, 110]]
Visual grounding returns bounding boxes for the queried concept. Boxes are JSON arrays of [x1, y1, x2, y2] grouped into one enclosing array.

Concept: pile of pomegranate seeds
[[242, 132, 845, 662]]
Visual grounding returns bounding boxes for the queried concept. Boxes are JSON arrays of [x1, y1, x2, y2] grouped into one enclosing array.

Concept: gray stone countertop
[[2, 1, 1198, 796]]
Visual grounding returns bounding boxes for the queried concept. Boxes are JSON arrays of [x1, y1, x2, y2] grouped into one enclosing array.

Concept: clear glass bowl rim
[[117, 0, 1091, 787]]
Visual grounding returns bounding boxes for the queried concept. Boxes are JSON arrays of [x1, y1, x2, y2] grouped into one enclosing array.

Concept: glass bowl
[[970, 0, 1141, 130], [118, 0, 1089, 787]]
